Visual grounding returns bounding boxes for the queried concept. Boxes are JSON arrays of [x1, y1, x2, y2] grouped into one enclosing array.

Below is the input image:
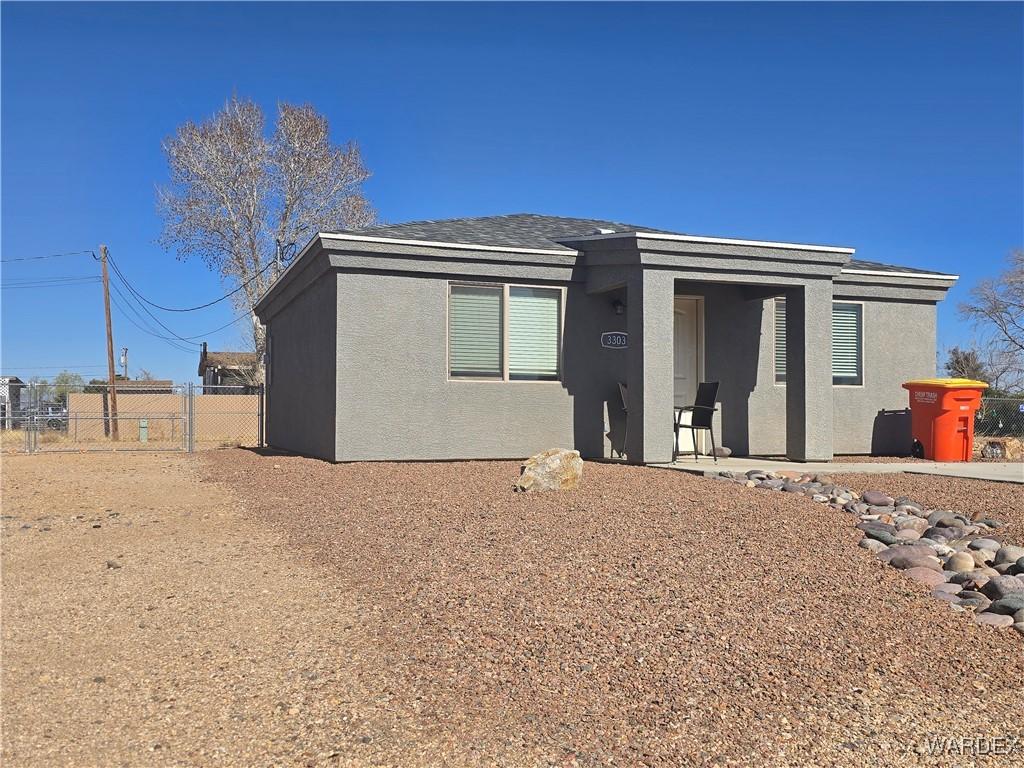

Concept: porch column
[[785, 280, 834, 461], [625, 270, 675, 464]]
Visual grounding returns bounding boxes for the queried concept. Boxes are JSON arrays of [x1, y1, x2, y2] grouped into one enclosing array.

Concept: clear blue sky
[[2, 1, 1022, 384]]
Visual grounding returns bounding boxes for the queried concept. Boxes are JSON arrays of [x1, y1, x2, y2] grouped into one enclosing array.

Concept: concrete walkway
[[659, 456, 1024, 484]]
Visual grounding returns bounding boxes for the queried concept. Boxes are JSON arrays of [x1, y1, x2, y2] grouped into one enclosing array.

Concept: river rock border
[[706, 469, 1024, 638]]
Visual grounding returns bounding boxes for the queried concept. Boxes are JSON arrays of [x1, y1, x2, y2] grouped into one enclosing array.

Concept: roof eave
[[839, 268, 958, 282], [559, 230, 857, 255]]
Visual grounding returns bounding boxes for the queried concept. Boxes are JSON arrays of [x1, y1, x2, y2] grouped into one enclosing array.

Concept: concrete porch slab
[[656, 456, 1024, 484]]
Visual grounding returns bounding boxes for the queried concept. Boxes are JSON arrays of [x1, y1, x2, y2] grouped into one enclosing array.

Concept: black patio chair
[[610, 382, 629, 459], [674, 381, 720, 463]]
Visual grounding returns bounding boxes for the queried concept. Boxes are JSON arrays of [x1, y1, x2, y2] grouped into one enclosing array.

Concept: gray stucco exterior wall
[[734, 295, 937, 456], [257, 231, 952, 463], [333, 271, 577, 461], [266, 273, 338, 460]]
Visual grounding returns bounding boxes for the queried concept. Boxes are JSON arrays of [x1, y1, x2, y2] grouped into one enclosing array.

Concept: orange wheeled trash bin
[[902, 378, 988, 461]]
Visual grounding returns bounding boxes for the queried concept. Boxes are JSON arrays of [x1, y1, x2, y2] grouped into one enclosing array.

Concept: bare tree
[[959, 249, 1024, 395], [944, 346, 988, 381], [157, 97, 375, 361]]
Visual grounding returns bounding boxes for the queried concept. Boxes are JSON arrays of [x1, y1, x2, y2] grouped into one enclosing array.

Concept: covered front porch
[[566, 232, 852, 465]]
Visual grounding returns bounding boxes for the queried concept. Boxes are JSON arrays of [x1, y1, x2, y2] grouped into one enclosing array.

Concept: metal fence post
[[188, 382, 195, 453], [257, 383, 265, 448], [25, 384, 35, 454]]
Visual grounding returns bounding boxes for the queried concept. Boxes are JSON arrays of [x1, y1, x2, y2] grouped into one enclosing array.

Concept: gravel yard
[[834, 472, 1024, 539], [4, 449, 1023, 767]]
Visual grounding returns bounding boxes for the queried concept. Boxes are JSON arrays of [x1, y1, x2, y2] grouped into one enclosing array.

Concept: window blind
[[774, 299, 863, 385], [449, 285, 502, 378], [774, 299, 786, 383], [508, 287, 561, 380], [831, 302, 863, 385]]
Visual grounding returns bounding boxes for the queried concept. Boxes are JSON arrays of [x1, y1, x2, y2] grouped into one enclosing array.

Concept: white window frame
[[446, 281, 566, 383], [772, 298, 866, 388]]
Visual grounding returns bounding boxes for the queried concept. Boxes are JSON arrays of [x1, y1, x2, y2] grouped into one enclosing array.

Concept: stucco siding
[[743, 296, 936, 456], [832, 298, 936, 455], [333, 272, 578, 461], [266, 274, 338, 460]]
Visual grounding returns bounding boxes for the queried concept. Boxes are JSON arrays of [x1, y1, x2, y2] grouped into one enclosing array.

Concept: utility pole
[[120, 347, 128, 379], [100, 245, 119, 440]]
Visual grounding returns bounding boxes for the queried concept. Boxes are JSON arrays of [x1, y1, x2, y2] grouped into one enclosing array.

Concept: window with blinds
[[773, 298, 864, 386], [448, 285, 503, 378], [831, 302, 863, 386], [774, 298, 787, 383], [448, 283, 563, 381], [509, 287, 561, 380]]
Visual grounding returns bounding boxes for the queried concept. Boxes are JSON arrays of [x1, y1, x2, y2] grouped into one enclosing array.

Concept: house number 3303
[[601, 332, 628, 349]]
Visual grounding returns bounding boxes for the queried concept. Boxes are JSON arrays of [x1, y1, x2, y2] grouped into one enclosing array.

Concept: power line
[[106, 253, 255, 346], [0, 364, 109, 369], [181, 308, 253, 339], [2, 274, 101, 285], [105, 262, 203, 348], [108, 282, 198, 353], [2, 277, 102, 289], [0, 250, 95, 263], [105, 250, 274, 312], [108, 276, 247, 349]]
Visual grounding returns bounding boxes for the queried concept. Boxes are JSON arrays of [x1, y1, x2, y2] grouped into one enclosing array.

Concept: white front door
[[673, 298, 701, 454]]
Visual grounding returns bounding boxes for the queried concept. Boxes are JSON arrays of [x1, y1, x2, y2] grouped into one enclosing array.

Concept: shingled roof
[[345, 213, 678, 252], [335, 214, 954, 278], [841, 258, 954, 277], [198, 350, 258, 376]]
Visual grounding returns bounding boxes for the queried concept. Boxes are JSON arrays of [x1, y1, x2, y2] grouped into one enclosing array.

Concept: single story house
[[254, 214, 957, 464], [198, 343, 259, 391]]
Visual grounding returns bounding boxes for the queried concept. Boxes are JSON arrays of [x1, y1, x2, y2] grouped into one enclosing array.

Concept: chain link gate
[[2, 382, 263, 454]]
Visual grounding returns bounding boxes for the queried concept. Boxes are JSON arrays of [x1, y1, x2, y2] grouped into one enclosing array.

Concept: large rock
[[888, 553, 942, 572], [862, 490, 894, 506], [995, 545, 1024, 566], [945, 552, 976, 573], [974, 612, 1014, 628], [903, 567, 947, 587], [986, 594, 1024, 616], [516, 449, 583, 492], [980, 575, 1024, 601], [968, 538, 1001, 552], [863, 528, 901, 546], [858, 538, 889, 554], [977, 436, 1023, 461]]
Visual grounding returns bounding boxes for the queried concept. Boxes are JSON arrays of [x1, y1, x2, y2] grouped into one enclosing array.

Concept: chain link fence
[[975, 397, 1024, 439], [0, 381, 263, 453]]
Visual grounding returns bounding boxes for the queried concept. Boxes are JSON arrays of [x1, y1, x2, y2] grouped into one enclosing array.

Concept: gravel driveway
[[4, 450, 1023, 767]]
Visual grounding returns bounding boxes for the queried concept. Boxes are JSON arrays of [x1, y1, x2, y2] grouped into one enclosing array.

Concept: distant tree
[[944, 347, 988, 381], [84, 375, 129, 394], [959, 249, 1024, 395], [136, 369, 156, 381], [157, 96, 375, 364], [52, 371, 85, 406], [27, 376, 52, 403]]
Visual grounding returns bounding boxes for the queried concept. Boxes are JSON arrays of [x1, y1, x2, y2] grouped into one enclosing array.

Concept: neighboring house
[[0, 376, 24, 429], [254, 214, 956, 463], [115, 379, 174, 394], [198, 343, 258, 391]]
